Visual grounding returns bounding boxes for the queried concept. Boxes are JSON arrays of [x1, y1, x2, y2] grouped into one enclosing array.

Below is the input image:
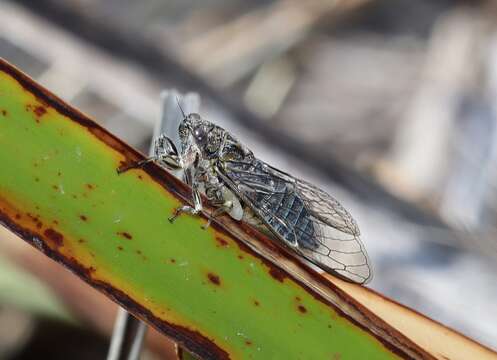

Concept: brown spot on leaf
[[117, 246, 123, 251], [1, 109, 7, 116], [26, 213, 41, 229], [85, 184, 94, 190], [207, 272, 221, 286], [169, 258, 176, 264], [253, 300, 260, 307], [26, 104, 47, 122], [78, 239, 85, 244], [237, 255, 244, 260], [298, 305, 307, 314], [245, 340, 252, 346], [79, 215, 88, 221], [43, 228, 63, 247], [117, 231, 132, 240], [215, 237, 228, 247], [269, 267, 286, 283], [52, 220, 59, 225], [34, 105, 46, 117], [15, 213, 21, 220], [135, 250, 147, 261], [138, 175, 143, 180]]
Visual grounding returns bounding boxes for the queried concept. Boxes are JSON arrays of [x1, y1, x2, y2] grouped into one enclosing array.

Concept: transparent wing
[[292, 189, 372, 284], [218, 159, 372, 284], [276, 172, 371, 284], [297, 230, 372, 284], [293, 179, 360, 236]]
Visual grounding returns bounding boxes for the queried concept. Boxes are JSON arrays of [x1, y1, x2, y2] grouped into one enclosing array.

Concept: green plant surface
[[0, 58, 428, 359]]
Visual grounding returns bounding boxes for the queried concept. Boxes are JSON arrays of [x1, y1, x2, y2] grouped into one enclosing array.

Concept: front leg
[[169, 165, 203, 222]]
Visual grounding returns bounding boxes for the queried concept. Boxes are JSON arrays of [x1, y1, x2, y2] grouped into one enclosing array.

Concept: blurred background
[[1, 0, 497, 358]]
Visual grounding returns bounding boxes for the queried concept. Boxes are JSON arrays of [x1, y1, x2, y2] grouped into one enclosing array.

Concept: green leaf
[[0, 58, 428, 359]]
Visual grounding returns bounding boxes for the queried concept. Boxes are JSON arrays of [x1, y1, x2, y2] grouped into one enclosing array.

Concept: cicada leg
[[169, 165, 203, 222], [169, 186, 202, 222], [201, 201, 234, 230]]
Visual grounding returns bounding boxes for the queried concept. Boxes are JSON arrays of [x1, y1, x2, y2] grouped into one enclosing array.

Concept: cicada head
[[179, 113, 224, 159]]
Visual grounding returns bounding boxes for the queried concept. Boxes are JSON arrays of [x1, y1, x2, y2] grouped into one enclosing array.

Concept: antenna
[[176, 96, 186, 119]]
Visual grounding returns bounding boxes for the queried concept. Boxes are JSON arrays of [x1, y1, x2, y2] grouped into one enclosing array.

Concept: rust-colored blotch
[[43, 228, 64, 247], [117, 231, 133, 240], [215, 237, 228, 247], [26, 103, 47, 122], [207, 272, 221, 286], [269, 267, 286, 283]]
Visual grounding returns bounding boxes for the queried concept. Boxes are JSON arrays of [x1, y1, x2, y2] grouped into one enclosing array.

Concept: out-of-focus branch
[[180, 0, 373, 86]]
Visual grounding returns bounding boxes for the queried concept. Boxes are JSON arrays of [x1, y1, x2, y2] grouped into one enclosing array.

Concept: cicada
[[118, 112, 372, 284]]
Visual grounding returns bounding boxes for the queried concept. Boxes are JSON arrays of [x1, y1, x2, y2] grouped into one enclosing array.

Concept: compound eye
[[193, 126, 208, 144]]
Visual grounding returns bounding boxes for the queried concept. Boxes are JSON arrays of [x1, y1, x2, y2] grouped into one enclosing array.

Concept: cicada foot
[[168, 205, 200, 223]]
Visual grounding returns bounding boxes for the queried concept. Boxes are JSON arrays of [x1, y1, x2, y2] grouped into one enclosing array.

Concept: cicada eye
[[193, 125, 208, 145]]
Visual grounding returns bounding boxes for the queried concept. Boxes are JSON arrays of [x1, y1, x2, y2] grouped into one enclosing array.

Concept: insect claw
[[169, 205, 199, 223], [168, 209, 181, 223], [201, 217, 214, 230], [168, 208, 179, 223]]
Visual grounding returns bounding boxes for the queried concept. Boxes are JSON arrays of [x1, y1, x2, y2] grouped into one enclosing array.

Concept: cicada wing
[[218, 159, 372, 284], [293, 179, 360, 235], [295, 216, 372, 284], [255, 166, 372, 283]]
